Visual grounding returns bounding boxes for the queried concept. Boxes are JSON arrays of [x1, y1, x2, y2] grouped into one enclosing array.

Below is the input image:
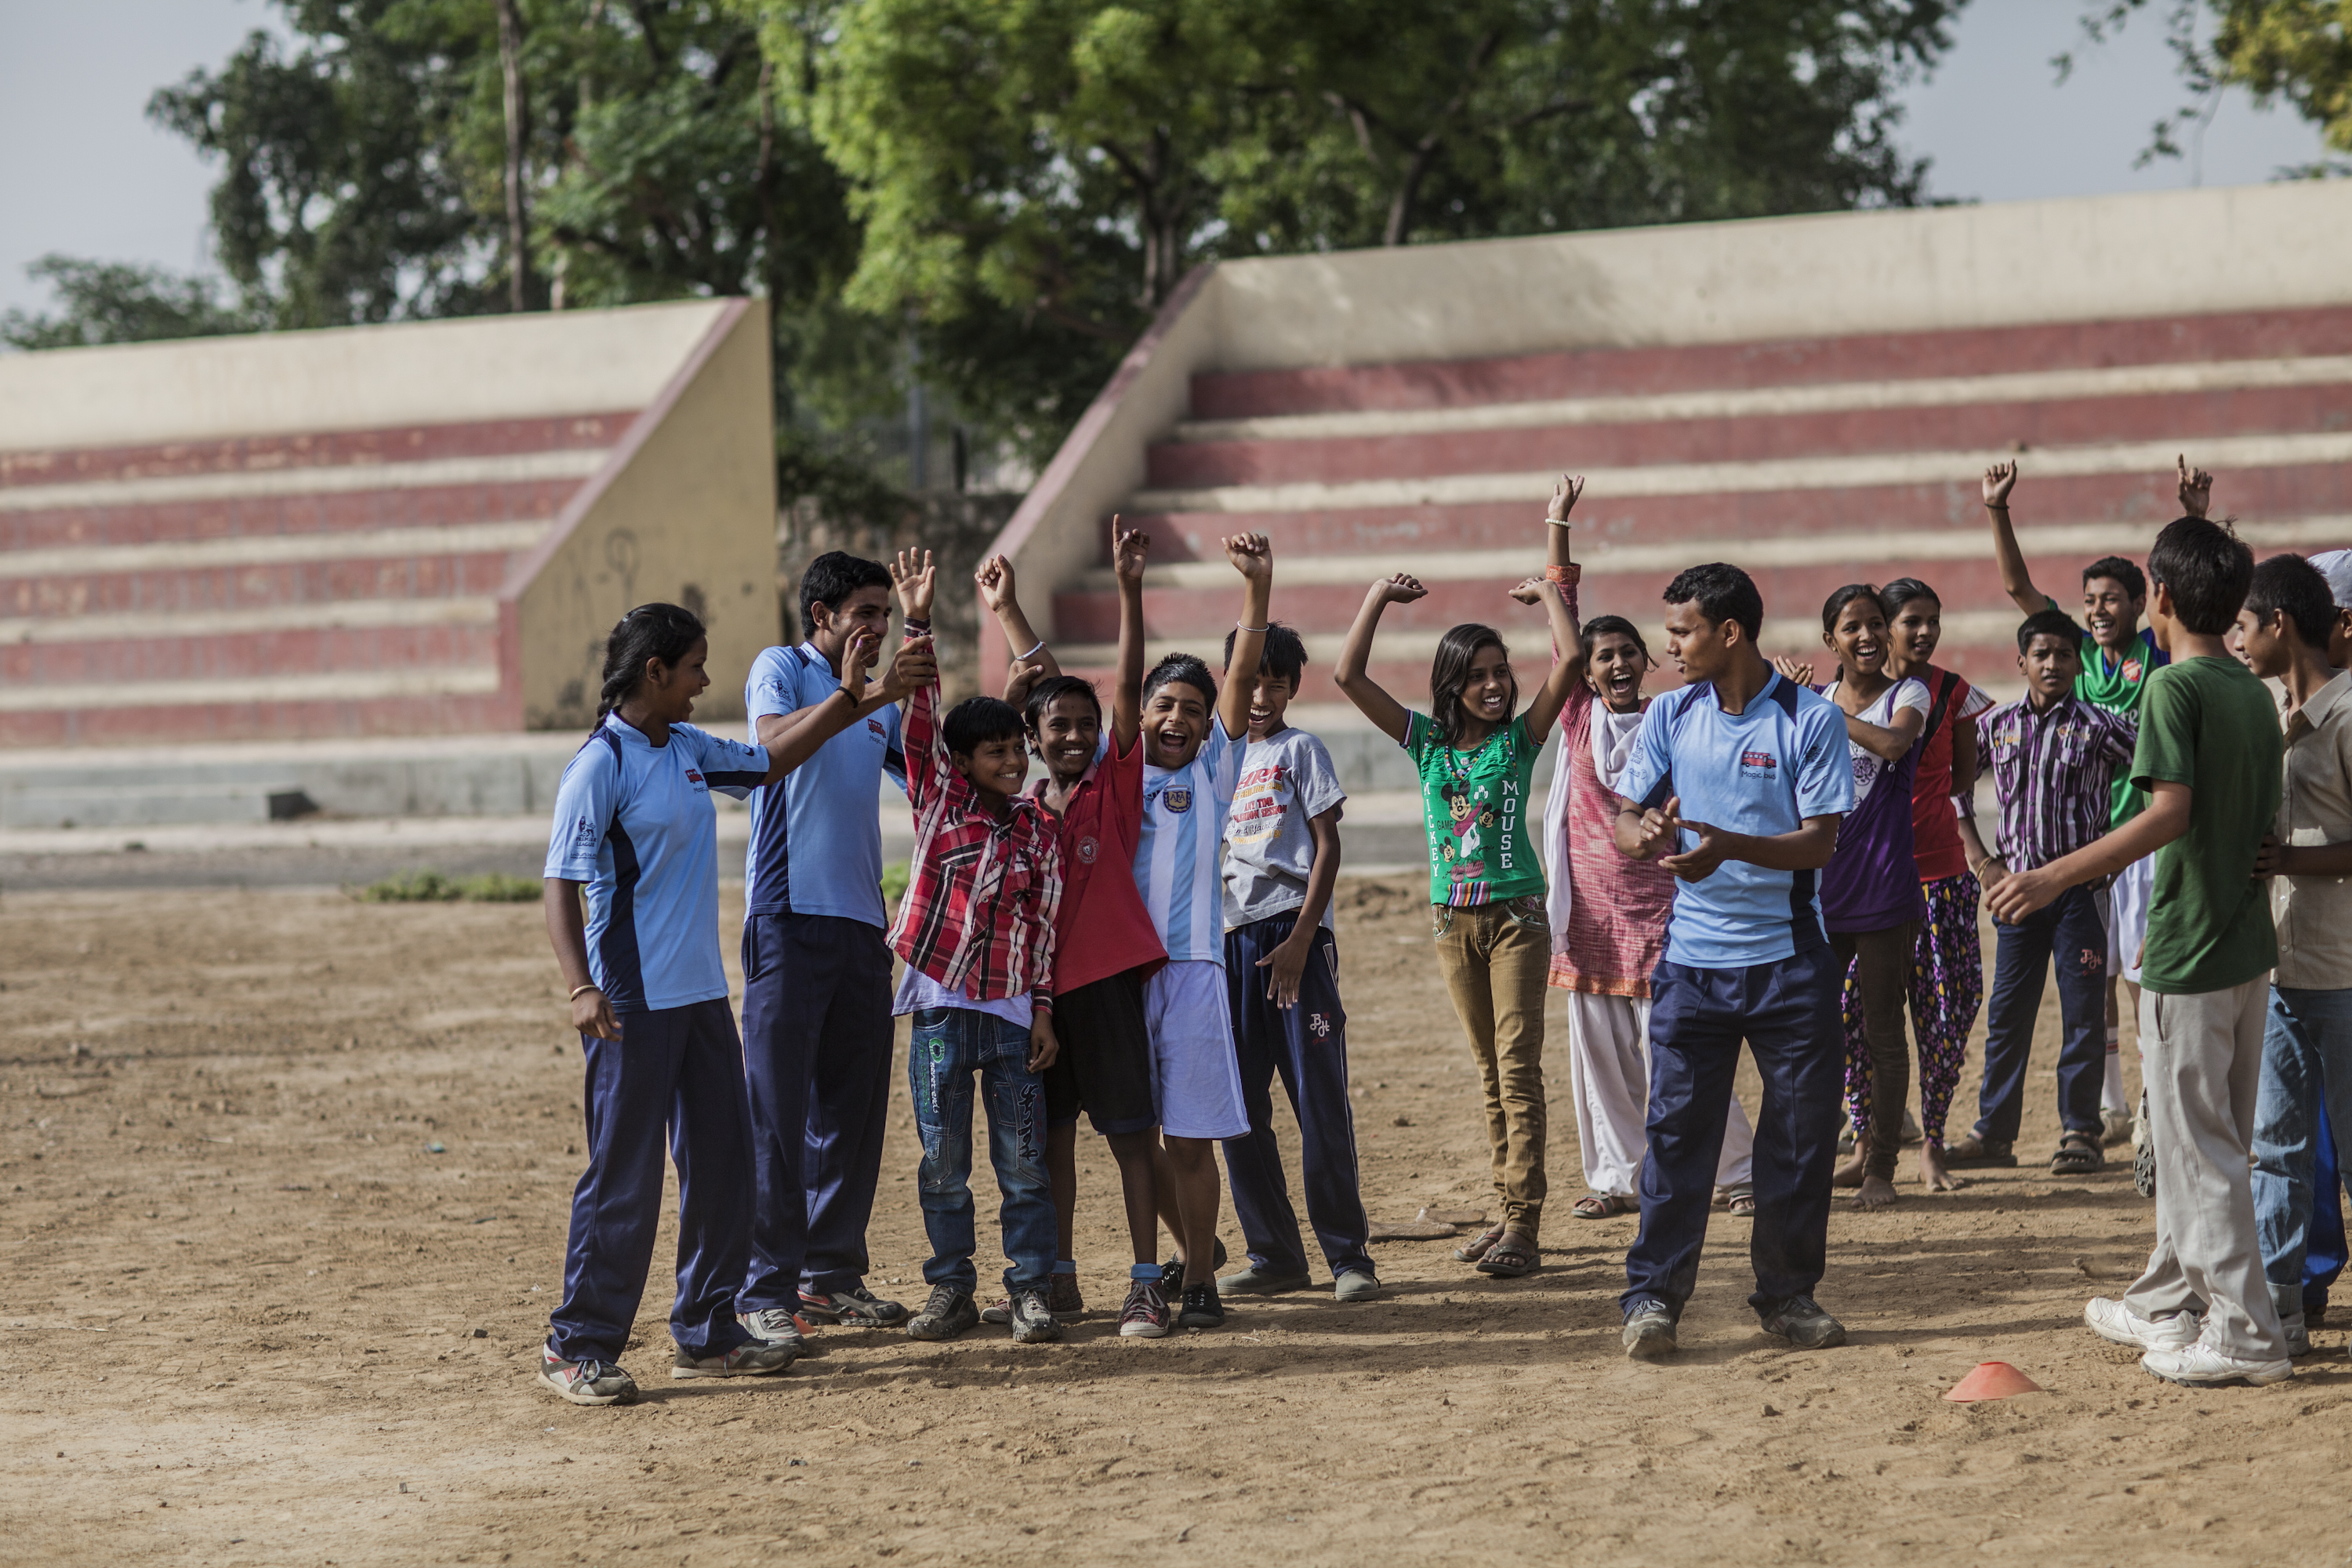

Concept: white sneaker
[[2140, 1340, 2292, 1387], [2085, 1296, 2200, 1351]]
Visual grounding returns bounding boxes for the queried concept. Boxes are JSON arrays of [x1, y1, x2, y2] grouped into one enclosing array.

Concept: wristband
[[1012, 637, 1045, 662], [1236, 621, 1269, 635], [569, 984, 600, 1001], [1543, 564, 1575, 583]]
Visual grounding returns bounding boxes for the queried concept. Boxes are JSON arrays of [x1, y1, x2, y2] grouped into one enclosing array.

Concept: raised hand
[[975, 553, 1017, 613], [1983, 461, 2019, 509], [1508, 575, 1544, 606], [1374, 572, 1428, 606], [2177, 453, 2214, 520], [890, 548, 936, 621], [1112, 517, 1150, 586], [1224, 530, 1273, 580], [1545, 472, 1584, 526], [1771, 653, 1816, 687], [877, 633, 936, 702]]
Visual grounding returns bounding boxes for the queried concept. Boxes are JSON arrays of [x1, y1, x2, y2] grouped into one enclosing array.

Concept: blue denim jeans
[[1974, 884, 2109, 1145], [908, 1006, 1055, 1297], [2251, 985, 2352, 1334]]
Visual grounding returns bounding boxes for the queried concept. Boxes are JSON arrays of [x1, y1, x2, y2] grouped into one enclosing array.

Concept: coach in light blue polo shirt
[[735, 552, 915, 1349], [1610, 563, 1853, 1364]]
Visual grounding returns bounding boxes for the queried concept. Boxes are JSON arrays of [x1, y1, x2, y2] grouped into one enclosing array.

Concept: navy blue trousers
[[549, 1000, 754, 1366], [739, 912, 895, 1311], [1221, 915, 1374, 1279], [2310, 1098, 2346, 1310], [1623, 946, 1843, 1322], [1974, 884, 2108, 1144]]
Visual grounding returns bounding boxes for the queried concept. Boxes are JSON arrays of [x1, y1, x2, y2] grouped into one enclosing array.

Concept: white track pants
[[1566, 991, 1754, 1196]]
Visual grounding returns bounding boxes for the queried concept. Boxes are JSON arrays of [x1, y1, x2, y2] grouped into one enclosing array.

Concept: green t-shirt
[[2130, 657, 2281, 995], [2045, 594, 2167, 826], [1404, 712, 1544, 908]]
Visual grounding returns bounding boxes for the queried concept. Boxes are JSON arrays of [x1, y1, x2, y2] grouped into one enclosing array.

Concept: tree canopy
[[13, 0, 1980, 488], [2071, 2, 2352, 167]]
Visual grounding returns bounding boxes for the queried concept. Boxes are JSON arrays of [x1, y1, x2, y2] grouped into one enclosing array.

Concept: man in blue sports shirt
[[737, 552, 912, 1351], [1613, 563, 1855, 1360]]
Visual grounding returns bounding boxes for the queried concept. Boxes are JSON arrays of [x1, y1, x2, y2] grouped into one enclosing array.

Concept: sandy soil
[[2, 880, 2343, 1566]]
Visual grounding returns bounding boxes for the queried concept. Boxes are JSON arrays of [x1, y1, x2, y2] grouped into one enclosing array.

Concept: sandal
[[1573, 1193, 1636, 1220], [1724, 1185, 1756, 1218], [1475, 1233, 1539, 1278], [1452, 1224, 1505, 1263], [2050, 1132, 2105, 1176]]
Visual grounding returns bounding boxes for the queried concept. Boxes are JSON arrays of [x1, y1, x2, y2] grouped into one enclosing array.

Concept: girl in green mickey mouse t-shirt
[[1332, 473, 1594, 1282]]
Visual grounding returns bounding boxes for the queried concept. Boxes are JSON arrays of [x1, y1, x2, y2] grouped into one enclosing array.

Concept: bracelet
[[1236, 621, 1269, 634], [568, 984, 600, 1001], [1012, 637, 1045, 661], [1545, 515, 1573, 528]]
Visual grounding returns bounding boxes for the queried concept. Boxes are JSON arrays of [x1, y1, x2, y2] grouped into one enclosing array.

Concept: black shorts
[[1044, 964, 1157, 1135]]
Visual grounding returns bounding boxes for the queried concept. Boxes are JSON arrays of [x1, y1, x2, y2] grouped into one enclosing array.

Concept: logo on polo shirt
[[570, 815, 599, 847], [1739, 750, 1777, 780], [1077, 835, 1098, 864], [1163, 787, 1193, 815], [685, 769, 707, 789], [867, 718, 887, 738]]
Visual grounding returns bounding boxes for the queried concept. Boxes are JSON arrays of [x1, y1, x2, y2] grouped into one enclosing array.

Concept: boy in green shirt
[[1988, 514, 2290, 1387]]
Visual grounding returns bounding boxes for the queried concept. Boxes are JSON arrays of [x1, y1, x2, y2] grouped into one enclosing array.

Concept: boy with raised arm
[[881, 551, 1067, 1345], [1612, 563, 1853, 1360], [1989, 516, 2290, 1388], [1980, 460, 2206, 1145]]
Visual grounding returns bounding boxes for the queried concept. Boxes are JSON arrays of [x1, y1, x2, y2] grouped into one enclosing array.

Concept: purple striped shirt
[[1980, 694, 2140, 875]]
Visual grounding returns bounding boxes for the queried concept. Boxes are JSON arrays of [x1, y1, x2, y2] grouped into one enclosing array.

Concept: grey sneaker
[[799, 1285, 908, 1327], [1623, 1302, 1677, 1360], [539, 1348, 637, 1406], [1759, 1297, 1846, 1349], [986, 1272, 1086, 1324], [1219, 1263, 1312, 1295], [1007, 1287, 1062, 1345], [672, 1341, 797, 1378], [1334, 1269, 1383, 1303], [905, 1284, 980, 1342], [739, 1307, 808, 1361]]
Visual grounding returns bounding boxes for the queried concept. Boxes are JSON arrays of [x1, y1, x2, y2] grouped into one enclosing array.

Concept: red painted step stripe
[[0, 623, 502, 687], [0, 480, 579, 554], [1149, 385, 2352, 491], [0, 412, 635, 491], [0, 555, 517, 618], [0, 692, 521, 748], [1190, 306, 2352, 419]]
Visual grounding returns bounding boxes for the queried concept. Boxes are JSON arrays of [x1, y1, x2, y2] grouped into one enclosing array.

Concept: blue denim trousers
[[1975, 884, 2109, 1145], [908, 1005, 1056, 1297], [2251, 985, 2352, 1332]]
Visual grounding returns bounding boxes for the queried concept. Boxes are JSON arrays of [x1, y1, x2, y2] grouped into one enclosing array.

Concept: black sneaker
[[905, 1284, 980, 1342], [799, 1284, 909, 1327], [1177, 1281, 1225, 1330], [1007, 1287, 1062, 1345], [1622, 1302, 1676, 1360], [1759, 1296, 1846, 1349], [1159, 1237, 1229, 1294]]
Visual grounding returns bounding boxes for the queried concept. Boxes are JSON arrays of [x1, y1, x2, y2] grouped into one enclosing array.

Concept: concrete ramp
[[0, 298, 777, 746]]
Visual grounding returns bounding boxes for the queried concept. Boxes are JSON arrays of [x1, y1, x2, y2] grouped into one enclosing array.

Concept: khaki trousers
[[2125, 978, 2292, 1361], [1434, 899, 1550, 1240]]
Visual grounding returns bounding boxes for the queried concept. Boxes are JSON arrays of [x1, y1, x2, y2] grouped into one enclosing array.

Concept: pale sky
[[0, 0, 2334, 320]]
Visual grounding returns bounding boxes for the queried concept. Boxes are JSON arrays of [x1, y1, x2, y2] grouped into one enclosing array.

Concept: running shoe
[[672, 1341, 798, 1378], [1622, 1302, 1676, 1360], [2141, 1341, 2291, 1388], [799, 1284, 909, 1327], [539, 1347, 637, 1406], [1007, 1287, 1062, 1345], [1333, 1269, 1384, 1303], [905, 1285, 980, 1342], [2084, 1296, 2199, 1351], [984, 1273, 1086, 1325], [1177, 1281, 1225, 1330], [1118, 1278, 1171, 1338], [1759, 1297, 1846, 1349], [1218, 1263, 1311, 1295], [739, 1307, 808, 1361]]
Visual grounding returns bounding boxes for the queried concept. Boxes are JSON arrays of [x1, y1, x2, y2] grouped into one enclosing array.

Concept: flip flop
[[1475, 1234, 1538, 1278], [1573, 1193, 1636, 1219]]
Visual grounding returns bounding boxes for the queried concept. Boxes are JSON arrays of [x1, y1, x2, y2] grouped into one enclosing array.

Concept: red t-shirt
[[1910, 665, 1991, 884], [1035, 731, 1165, 994]]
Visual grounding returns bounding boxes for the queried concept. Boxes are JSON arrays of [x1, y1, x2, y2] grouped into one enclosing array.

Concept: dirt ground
[[3, 878, 2344, 1567]]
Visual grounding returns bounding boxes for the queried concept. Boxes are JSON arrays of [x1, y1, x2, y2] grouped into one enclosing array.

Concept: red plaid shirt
[[885, 627, 1062, 1011]]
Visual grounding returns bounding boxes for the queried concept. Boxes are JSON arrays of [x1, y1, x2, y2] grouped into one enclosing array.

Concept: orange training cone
[[1944, 1361, 2044, 1402]]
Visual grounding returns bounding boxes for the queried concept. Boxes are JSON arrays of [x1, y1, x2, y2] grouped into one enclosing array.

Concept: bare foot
[[1917, 1143, 1963, 1192], [1851, 1173, 1898, 1210], [1832, 1150, 1866, 1189]]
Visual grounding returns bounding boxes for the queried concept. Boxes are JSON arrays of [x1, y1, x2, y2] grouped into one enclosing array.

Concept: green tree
[[2070, 2, 2352, 166], [0, 256, 256, 350]]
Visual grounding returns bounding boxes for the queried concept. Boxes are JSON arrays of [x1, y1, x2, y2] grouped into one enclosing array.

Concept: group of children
[[532, 448, 2352, 1403]]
